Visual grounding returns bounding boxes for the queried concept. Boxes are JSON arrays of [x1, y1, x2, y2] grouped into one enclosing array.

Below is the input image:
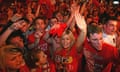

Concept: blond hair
[[61, 30, 75, 49]]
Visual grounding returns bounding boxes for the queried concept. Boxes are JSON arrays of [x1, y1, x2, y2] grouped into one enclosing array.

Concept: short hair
[[104, 16, 118, 24], [18, 17, 30, 24], [53, 10, 63, 17], [87, 25, 102, 38], [50, 17, 58, 25], [6, 31, 23, 45], [0, 45, 23, 69], [33, 16, 46, 25], [50, 16, 58, 21]]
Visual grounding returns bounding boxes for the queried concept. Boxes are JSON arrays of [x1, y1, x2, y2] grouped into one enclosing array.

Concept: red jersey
[[28, 32, 50, 57], [35, 61, 56, 72], [114, 64, 120, 72], [20, 64, 30, 72], [83, 40, 119, 72], [55, 45, 79, 72]]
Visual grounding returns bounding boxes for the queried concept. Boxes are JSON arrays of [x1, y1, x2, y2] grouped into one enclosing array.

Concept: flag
[[49, 23, 67, 37]]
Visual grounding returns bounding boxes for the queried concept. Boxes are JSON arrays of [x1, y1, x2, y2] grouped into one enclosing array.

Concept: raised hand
[[74, 4, 87, 51], [70, 2, 77, 14], [74, 11, 87, 30], [9, 20, 25, 30], [11, 13, 22, 22]]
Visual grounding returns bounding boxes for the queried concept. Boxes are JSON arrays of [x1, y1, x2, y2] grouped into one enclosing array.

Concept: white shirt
[[103, 32, 116, 47]]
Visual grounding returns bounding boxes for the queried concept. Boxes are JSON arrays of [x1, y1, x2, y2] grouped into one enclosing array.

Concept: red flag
[[49, 23, 67, 37]]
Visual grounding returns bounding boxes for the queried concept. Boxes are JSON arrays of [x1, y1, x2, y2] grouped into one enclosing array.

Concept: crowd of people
[[0, 0, 120, 72]]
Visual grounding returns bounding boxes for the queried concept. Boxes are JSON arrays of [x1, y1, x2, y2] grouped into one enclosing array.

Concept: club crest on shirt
[[55, 55, 73, 64]]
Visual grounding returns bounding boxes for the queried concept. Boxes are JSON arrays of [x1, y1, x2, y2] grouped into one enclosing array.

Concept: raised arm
[[35, 4, 41, 17], [66, 1, 79, 29], [0, 20, 25, 47], [80, 2, 87, 16], [75, 10, 87, 52]]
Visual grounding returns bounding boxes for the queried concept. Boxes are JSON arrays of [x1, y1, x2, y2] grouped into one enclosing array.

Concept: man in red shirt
[[83, 24, 120, 72]]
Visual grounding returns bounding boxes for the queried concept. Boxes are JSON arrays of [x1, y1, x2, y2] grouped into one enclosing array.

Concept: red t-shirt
[[36, 61, 56, 72], [83, 40, 119, 72], [20, 64, 30, 72], [55, 45, 79, 72], [28, 32, 51, 57]]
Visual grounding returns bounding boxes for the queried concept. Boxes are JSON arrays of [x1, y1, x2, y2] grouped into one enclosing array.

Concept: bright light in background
[[113, 1, 119, 5]]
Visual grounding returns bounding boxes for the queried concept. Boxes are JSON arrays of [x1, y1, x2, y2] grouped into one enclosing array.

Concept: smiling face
[[61, 34, 71, 49], [61, 30, 75, 50], [35, 19, 46, 32], [88, 32, 103, 51], [4, 52, 23, 70], [0, 46, 24, 71]]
